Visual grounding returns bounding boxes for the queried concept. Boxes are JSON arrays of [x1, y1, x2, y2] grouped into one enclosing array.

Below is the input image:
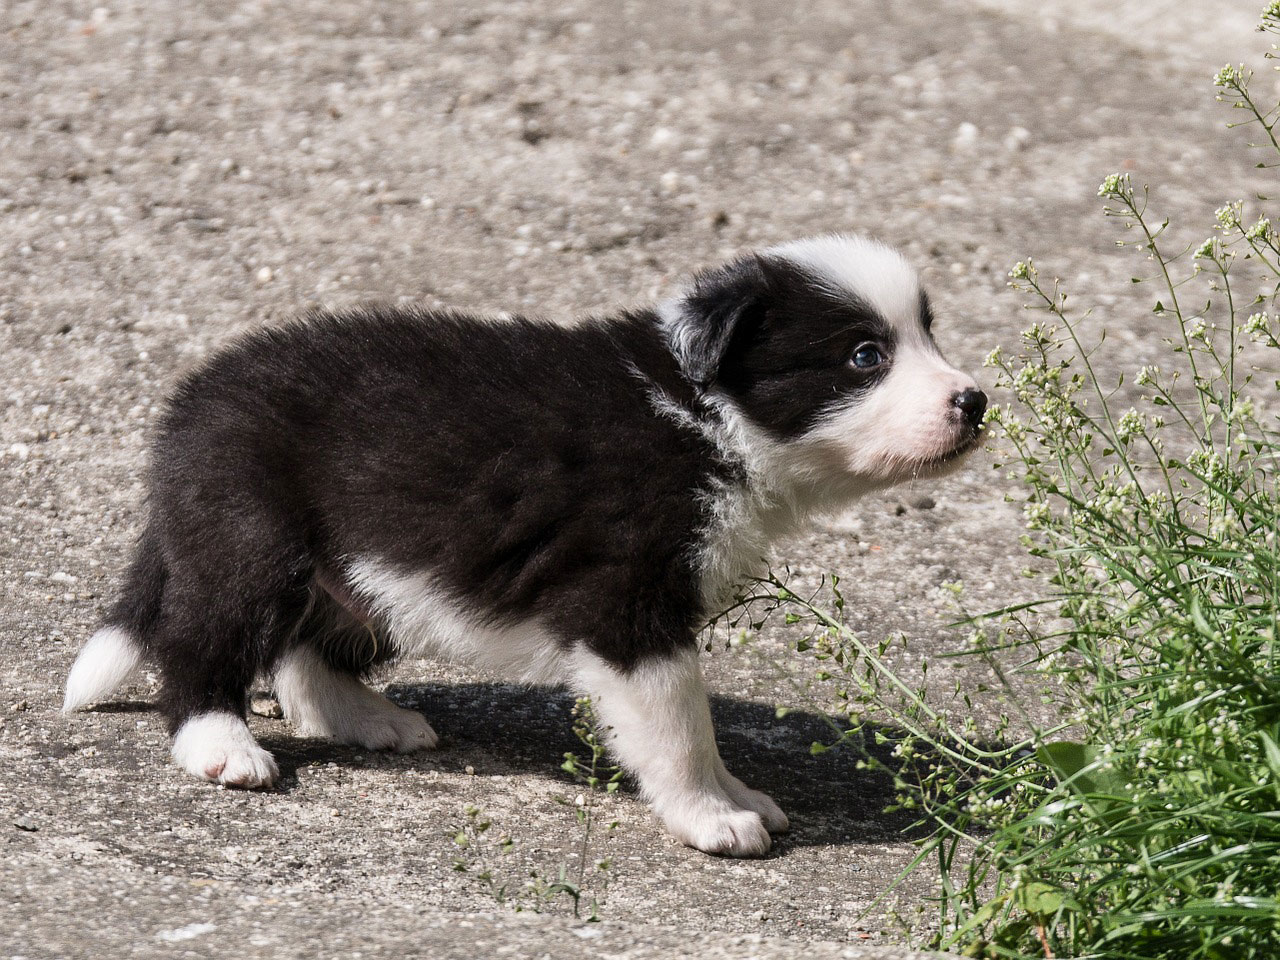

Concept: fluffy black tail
[[63, 523, 166, 711]]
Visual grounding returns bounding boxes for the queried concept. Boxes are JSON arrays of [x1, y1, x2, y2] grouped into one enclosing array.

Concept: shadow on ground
[[194, 681, 925, 851]]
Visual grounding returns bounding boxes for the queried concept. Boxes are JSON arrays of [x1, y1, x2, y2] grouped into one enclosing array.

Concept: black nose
[[952, 387, 987, 429]]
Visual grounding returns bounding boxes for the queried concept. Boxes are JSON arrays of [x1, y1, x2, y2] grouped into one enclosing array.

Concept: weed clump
[[450, 697, 619, 921]]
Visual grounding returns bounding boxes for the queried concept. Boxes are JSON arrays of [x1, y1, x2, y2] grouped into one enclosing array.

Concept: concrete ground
[[1, 1, 1271, 957]]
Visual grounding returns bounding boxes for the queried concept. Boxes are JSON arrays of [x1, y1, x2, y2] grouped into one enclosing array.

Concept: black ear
[[664, 255, 769, 387]]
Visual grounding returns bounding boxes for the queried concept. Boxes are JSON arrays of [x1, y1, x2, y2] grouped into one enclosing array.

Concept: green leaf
[[943, 892, 1009, 948], [1015, 881, 1065, 918], [1259, 731, 1280, 778], [992, 918, 1035, 950], [1036, 741, 1125, 795], [1189, 594, 1215, 639]]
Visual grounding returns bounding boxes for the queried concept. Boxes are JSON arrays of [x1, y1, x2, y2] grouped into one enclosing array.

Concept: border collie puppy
[[64, 235, 985, 857]]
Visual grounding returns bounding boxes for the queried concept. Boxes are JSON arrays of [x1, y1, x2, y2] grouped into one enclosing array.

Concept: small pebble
[[952, 121, 978, 151], [249, 694, 283, 719], [911, 496, 937, 510], [1003, 126, 1031, 151], [13, 815, 38, 832], [256, 266, 273, 283], [649, 127, 677, 148]]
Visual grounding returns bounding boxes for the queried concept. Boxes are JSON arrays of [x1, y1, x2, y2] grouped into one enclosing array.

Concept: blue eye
[[851, 344, 884, 369]]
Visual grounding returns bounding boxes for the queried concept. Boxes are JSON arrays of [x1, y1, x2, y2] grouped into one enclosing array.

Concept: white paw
[[326, 702, 439, 754], [718, 767, 789, 834], [657, 794, 772, 857], [291, 692, 439, 754], [274, 648, 438, 754], [172, 713, 278, 789]]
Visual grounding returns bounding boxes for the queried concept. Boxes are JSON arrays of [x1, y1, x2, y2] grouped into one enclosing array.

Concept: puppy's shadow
[[88, 700, 155, 714], [270, 680, 919, 849]]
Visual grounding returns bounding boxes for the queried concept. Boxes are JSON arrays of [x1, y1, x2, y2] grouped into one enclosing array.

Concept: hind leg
[[273, 644, 437, 753], [154, 570, 309, 789]]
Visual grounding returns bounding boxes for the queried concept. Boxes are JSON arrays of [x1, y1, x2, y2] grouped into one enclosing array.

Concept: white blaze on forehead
[[766, 234, 923, 332]]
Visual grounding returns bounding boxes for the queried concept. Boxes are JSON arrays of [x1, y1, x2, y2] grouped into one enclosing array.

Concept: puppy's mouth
[[914, 427, 985, 473]]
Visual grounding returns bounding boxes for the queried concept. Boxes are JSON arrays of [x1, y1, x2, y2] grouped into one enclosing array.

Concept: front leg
[[572, 646, 787, 857]]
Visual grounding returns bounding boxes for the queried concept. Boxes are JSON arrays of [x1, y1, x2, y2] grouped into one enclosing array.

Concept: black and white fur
[[64, 235, 985, 857]]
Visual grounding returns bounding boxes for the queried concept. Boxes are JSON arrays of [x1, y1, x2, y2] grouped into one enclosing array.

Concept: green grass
[[752, 6, 1280, 957]]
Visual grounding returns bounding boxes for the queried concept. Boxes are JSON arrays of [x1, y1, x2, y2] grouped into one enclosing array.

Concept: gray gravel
[[1, 0, 1271, 957]]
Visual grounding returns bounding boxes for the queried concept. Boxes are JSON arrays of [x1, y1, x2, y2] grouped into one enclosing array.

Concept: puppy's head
[[661, 234, 985, 492]]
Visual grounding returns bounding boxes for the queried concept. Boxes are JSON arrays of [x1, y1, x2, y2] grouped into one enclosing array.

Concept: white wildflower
[[1193, 238, 1219, 260]]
